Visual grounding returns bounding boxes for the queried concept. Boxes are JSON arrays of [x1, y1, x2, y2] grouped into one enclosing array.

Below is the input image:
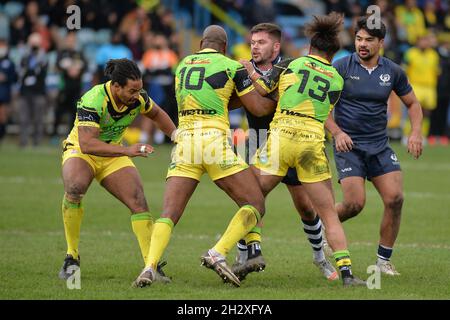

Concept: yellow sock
[[244, 227, 262, 244], [131, 212, 154, 264], [146, 218, 174, 269], [213, 205, 261, 256], [62, 195, 84, 260]]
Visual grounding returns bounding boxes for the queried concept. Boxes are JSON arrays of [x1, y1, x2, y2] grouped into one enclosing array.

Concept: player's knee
[[249, 199, 265, 218], [65, 184, 86, 202], [385, 193, 404, 213], [298, 206, 315, 220], [344, 201, 364, 218]]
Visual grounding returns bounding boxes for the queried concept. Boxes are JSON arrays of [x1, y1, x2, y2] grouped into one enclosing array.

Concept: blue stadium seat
[[95, 29, 111, 45], [3, 1, 23, 20]]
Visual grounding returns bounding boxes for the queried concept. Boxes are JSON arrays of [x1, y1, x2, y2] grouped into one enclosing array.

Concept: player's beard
[[253, 49, 274, 66], [357, 49, 375, 61]]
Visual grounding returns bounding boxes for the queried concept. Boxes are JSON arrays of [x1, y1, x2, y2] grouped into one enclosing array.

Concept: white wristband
[[140, 145, 146, 153]]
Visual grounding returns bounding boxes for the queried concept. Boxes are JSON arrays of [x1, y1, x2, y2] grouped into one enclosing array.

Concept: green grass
[[1, 140, 449, 299]]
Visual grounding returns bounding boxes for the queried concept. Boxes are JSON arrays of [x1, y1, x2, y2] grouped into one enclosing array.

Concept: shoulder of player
[[332, 54, 351, 70], [79, 83, 107, 111], [380, 56, 405, 75]]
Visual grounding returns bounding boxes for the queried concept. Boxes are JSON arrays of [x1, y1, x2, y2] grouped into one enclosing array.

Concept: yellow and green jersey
[[257, 55, 344, 136], [175, 48, 254, 132], [65, 81, 154, 146]]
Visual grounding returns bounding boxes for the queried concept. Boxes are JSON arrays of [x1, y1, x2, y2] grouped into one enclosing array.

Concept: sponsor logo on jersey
[[78, 114, 95, 122], [179, 109, 217, 116], [304, 61, 334, 77], [186, 57, 211, 65], [341, 167, 352, 173], [350, 75, 360, 80]]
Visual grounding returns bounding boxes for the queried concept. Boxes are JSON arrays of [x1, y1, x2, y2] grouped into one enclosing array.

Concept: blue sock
[[377, 244, 393, 261]]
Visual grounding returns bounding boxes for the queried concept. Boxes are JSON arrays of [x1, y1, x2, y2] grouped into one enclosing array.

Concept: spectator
[[404, 33, 440, 140], [51, 31, 86, 141], [10, 16, 28, 47], [125, 24, 144, 61], [249, 0, 277, 25], [396, 0, 427, 45], [95, 31, 132, 84], [141, 33, 178, 143], [429, 39, 450, 145], [0, 38, 17, 144], [423, 0, 439, 30], [17, 33, 48, 147]]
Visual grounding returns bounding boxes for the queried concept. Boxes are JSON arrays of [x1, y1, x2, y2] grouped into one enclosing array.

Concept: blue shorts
[[281, 167, 302, 186], [334, 140, 401, 182]]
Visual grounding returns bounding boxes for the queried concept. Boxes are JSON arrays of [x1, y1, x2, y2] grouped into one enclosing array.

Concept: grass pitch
[[1, 140, 449, 300]]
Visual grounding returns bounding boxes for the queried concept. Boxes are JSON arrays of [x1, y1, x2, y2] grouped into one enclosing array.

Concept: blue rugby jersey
[[332, 53, 412, 142]]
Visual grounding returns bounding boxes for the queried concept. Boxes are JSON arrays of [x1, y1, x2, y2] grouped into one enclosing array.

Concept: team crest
[[379, 74, 391, 86]]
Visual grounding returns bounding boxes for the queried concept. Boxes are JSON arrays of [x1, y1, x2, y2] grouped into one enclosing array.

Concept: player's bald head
[[200, 25, 228, 53]]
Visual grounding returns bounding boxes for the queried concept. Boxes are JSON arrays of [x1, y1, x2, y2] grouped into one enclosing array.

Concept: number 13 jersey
[[257, 55, 344, 138]]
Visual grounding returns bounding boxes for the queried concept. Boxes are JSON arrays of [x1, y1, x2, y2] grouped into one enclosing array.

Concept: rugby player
[[326, 17, 423, 275], [249, 12, 365, 286], [133, 25, 276, 288], [58, 58, 176, 281], [233, 23, 338, 282]]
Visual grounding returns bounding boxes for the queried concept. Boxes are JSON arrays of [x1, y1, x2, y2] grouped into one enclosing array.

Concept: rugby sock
[[333, 249, 353, 279], [131, 212, 154, 264], [236, 239, 248, 264], [245, 227, 262, 259], [62, 194, 84, 260], [213, 205, 261, 257], [377, 244, 393, 262], [145, 218, 174, 271], [302, 215, 325, 262], [146, 218, 174, 269]]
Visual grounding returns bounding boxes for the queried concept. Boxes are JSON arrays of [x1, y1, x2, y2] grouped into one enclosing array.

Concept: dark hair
[[104, 58, 141, 86], [305, 12, 343, 56], [355, 16, 386, 39], [250, 23, 282, 42]]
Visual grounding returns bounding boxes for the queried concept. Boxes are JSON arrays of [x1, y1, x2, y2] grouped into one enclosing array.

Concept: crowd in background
[[0, 0, 449, 147]]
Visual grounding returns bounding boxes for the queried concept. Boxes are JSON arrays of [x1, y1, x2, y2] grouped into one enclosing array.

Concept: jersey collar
[[307, 54, 331, 65], [352, 52, 384, 66], [251, 55, 282, 74], [105, 80, 127, 112], [197, 48, 220, 54]]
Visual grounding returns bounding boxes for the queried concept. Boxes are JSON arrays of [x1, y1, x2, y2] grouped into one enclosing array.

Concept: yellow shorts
[[61, 142, 136, 182], [413, 85, 437, 110], [253, 129, 331, 183], [167, 129, 248, 181]]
